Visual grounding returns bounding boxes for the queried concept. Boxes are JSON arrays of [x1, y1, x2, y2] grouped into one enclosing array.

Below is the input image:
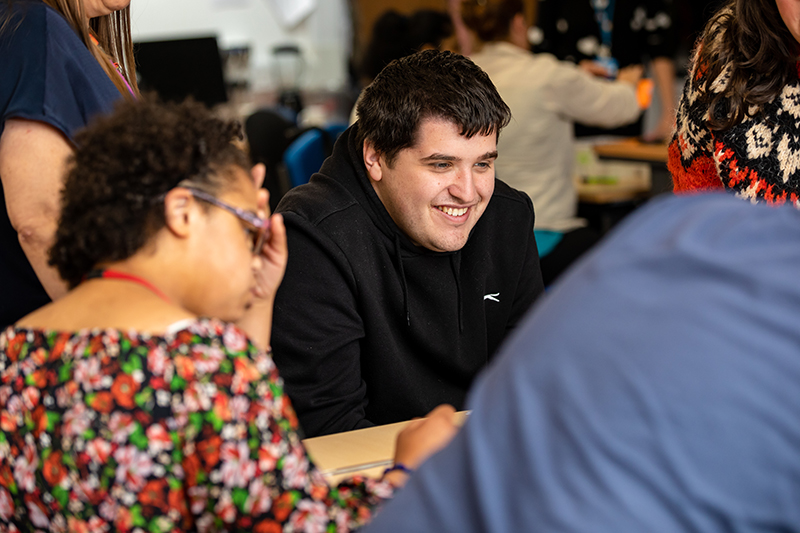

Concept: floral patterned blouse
[[0, 318, 393, 532]]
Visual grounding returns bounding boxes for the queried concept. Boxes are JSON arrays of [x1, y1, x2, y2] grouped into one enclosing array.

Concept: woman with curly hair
[[669, 0, 800, 203], [0, 0, 138, 327], [0, 98, 457, 532]]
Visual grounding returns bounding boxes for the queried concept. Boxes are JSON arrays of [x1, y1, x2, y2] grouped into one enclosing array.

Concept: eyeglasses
[[184, 187, 270, 255]]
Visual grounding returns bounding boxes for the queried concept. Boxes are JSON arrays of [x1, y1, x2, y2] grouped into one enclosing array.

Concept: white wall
[[129, 0, 351, 91]]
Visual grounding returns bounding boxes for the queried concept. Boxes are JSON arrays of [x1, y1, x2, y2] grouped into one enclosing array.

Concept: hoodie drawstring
[[450, 254, 464, 333], [394, 234, 411, 326]]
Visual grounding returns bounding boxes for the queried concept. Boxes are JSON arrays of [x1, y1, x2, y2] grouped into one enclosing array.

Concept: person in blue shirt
[[0, 0, 138, 327], [366, 193, 800, 532]]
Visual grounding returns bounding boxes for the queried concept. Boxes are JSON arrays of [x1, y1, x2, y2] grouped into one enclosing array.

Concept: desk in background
[[303, 412, 470, 486]]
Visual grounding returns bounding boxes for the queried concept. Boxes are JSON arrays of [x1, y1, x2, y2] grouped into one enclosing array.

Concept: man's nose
[[449, 167, 478, 203]]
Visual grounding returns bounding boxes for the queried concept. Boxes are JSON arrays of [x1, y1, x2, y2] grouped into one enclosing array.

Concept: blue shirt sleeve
[[0, 1, 121, 142]]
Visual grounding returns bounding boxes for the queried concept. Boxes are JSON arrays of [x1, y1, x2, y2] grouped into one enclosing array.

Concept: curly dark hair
[[697, 0, 799, 131], [355, 49, 511, 165], [49, 97, 250, 288]]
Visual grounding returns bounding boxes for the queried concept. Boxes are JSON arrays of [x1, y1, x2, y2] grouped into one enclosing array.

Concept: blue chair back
[[283, 123, 348, 188]]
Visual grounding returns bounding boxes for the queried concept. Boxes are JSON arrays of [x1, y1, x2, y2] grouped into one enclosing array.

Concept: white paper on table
[[212, 0, 253, 8], [266, 0, 317, 29]]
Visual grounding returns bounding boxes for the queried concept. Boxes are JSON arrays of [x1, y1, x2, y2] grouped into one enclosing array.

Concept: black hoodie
[[273, 124, 544, 437]]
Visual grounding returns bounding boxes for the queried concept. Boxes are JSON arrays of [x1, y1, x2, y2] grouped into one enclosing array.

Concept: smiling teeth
[[438, 206, 468, 217]]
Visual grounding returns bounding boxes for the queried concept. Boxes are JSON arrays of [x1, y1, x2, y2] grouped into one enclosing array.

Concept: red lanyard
[[84, 269, 171, 304]]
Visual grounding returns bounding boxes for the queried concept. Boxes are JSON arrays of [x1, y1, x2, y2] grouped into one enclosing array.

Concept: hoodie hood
[[316, 123, 466, 328]]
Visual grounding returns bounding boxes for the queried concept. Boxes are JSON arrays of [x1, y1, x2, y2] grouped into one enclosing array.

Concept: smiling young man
[[272, 50, 544, 437]]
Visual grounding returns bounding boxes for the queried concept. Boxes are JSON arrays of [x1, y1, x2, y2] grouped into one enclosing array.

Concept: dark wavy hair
[[461, 0, 523, 43], [356, 49, 511, 165], [697, 0, 799, 131], [49, 97, 250, 288]]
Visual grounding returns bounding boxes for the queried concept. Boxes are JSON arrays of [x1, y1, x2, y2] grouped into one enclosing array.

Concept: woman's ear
[[363, 140, 385, 183], [163, 187, 195, 238]]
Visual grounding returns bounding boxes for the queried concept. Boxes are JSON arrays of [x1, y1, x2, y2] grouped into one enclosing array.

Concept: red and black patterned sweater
[[669, 55, 800, 205]]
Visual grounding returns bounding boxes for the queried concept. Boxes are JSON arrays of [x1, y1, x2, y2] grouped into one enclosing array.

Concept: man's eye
[[475, 162, 492, 170], [431, 162, 451, 170]]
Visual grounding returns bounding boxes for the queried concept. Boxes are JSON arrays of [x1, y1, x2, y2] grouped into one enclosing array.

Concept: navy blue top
[[366, 193, 800, 532], [0, 1, 121, 327]]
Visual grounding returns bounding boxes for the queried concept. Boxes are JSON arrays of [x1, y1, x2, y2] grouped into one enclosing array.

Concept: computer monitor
[[134, 36, 228, 108]]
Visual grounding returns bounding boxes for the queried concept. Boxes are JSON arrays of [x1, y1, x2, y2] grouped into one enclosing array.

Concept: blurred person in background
[[0, 0, 138, 327], [532, 0, 678, 141], [463, 0, 643, 285]]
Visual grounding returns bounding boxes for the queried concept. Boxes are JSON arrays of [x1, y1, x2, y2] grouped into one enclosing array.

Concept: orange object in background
[[637, 78, 654, 109]]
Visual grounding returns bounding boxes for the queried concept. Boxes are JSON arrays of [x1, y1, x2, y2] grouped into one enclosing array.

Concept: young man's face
[[364, 117, 497, 252]]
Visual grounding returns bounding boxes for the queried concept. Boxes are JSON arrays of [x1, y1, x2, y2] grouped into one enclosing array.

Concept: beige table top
[[303, 411, 469, 485], [593, 138, 669, 163]]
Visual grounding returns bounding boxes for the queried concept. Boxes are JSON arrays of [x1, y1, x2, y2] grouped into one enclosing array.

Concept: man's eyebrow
[[419, 151, 499, 162]]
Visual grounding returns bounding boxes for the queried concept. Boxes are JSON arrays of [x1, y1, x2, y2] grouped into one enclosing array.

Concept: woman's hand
[[384, 405, 459, 487], [252, 210, 287, 302]]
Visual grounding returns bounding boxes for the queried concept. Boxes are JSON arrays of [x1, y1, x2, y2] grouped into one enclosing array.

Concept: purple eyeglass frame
[[183, 186, 270, 254]]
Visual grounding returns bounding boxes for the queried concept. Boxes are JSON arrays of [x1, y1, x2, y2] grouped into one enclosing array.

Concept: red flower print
[[174, 355, 196, 381], [272, 492, 295, 522], [0, 464, 13, 490], [183, 453, 202, 486], [139, 479, 167, 510], [86, 438, 112, 464], [212, 394, 232, 423], [25, 495, 49, 528], [232, 357, 260, 394], [248, 478, 272, 515], [0, 411, 17, 432], [14, 442, 37, 492], [147, 345, 168, 376], [197, 435, 222, 468], [115, 506, 134, 532], [31, 347, 47, 365], [254, 520, 282, 533], [223, 326, 248, 352], [214, 491, 237, 524], [63, 402, 92, 437], [43, 451, 67, 486], [67, 516, 91, 533], [219, 441, 256, 488], [29, 369, 46, 388], [75, 357, 103, 392], [21, 387, 40, 410], [187, 485, 208, 515], [111, 374, 138, 409], [0, 487, 13, 520], [168, 488, 192, 529], [5, 333, 24, 362], [146, 424, 173, 454], [90, 391, 114, 414], [113, 446, 153, 491], [50, 334, 69, 360]]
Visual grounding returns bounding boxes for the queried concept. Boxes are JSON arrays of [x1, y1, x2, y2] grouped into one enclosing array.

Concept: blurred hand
[[387, 404, 459, 488], [617, 64, 644, 85], [579, 59, 612, 78], [252, 210, 287, 303]]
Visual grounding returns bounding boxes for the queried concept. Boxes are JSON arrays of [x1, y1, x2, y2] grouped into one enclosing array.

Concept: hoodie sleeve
[[271, 212, 373, 437]]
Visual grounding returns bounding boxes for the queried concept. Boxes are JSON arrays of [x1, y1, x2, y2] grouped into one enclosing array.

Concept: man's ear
[[163, 187, 195, 238], [363, 140, 384, 183]]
